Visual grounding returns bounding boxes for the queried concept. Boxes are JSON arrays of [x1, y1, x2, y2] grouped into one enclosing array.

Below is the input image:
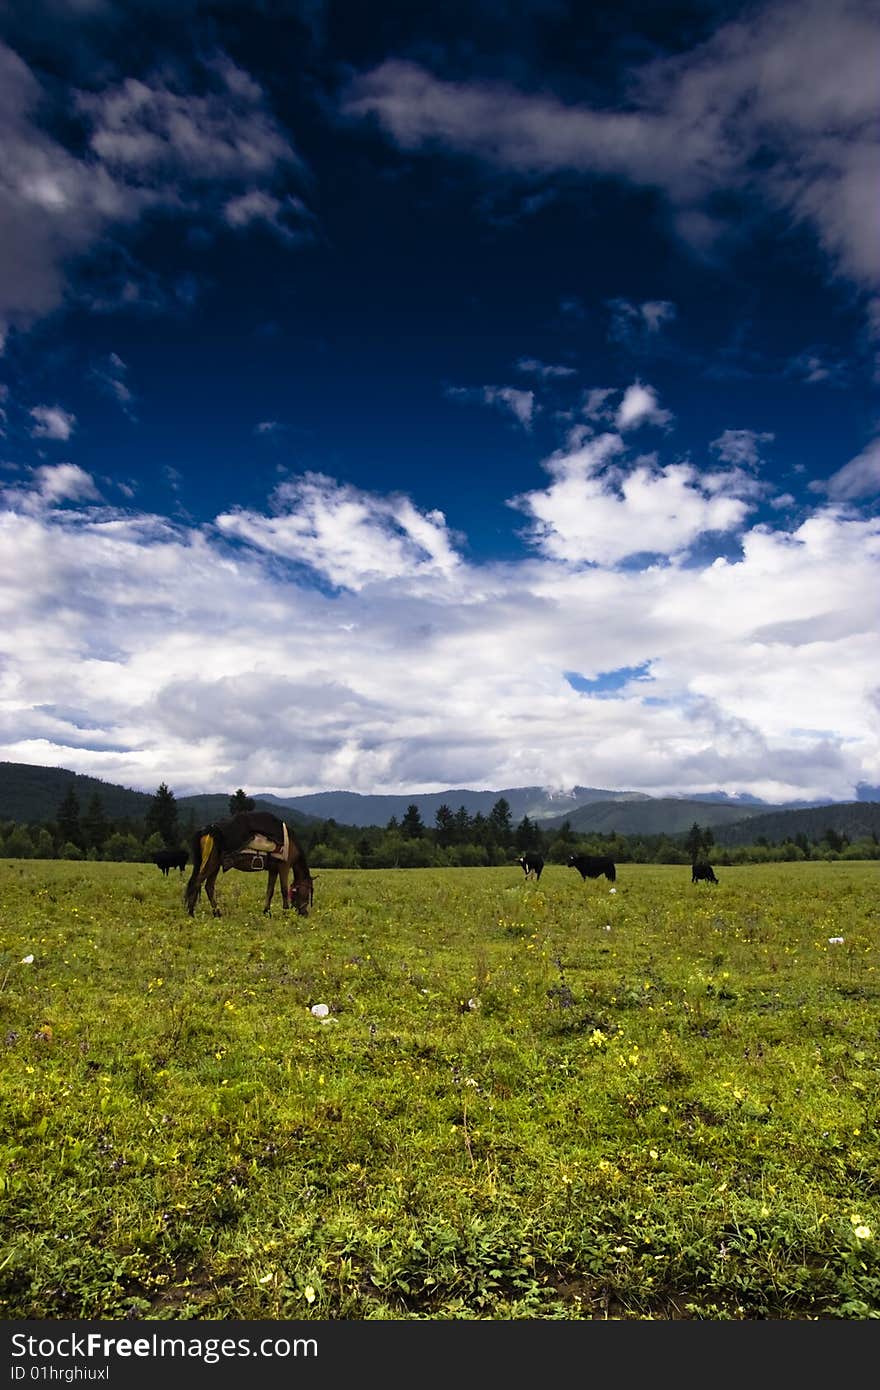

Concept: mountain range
[[1, 761, 877, 843]]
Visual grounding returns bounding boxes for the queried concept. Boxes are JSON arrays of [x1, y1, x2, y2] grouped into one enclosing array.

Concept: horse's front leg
[[205, 870, 222, 918], [264, 864, 278, 914]]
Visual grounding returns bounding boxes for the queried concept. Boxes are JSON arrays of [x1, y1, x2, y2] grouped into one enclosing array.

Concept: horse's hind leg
[[205, 869, 222, 918], [278, 863, 292, 911]]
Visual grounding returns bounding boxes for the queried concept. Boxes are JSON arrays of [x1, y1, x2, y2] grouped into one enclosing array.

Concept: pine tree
[[489, 797, 513, 845], [145, 783, 180, 848], [56, 786, 83, 849], [685, 822, 706, 861], [401, 804, 425, 840], [229, 788, 256, 816], [434, 804, 456, 848], [82, 793, 110, 852]]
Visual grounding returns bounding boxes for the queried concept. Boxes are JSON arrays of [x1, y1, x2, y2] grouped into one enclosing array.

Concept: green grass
[[1, 858, 878, 1320]]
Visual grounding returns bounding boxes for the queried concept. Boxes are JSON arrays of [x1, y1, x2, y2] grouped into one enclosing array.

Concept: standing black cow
[[153, 848, 189, 876], [692, 861, 719, 884], [567, 854, 617, 883], [517, 853, 544, 881]]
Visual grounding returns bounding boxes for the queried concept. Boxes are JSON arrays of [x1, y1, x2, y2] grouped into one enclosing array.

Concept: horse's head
[[288, 876, 315, 916]]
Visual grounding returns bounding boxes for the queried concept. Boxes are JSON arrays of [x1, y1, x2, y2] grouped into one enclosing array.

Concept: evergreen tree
[[489, 797, 513, 845], [471, 811, 491, 847], [229, 788, 256, 815], [56, 786, 83, 849], [434, 804, 456, 848], [453, 806, 472, 843], [145, 783, 180, 847], [685, 822, 710, 860], [514, 815, 538, 852], [556, 818, 575, 845], [82, 793, 110, 852], [401, 803, 425, 839]]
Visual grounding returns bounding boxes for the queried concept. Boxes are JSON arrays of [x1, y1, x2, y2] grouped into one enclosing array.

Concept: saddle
[[220, 823, 289, 873]]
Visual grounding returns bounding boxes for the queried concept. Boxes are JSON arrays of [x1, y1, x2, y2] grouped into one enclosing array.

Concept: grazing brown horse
[[184, 812, 314, 918]]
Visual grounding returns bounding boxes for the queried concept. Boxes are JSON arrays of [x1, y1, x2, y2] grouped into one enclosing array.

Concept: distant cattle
[[692, 861, 719, 884], [153, 848, 189, 876], [567, 854, 617, 883], [517, 853, 544, 881]]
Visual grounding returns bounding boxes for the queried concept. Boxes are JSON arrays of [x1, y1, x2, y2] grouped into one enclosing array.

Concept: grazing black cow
[[692, 861, 719, 884], [567, 853, 617, 883], [517, 853, 544, 881], [153, 848, 188, 876]]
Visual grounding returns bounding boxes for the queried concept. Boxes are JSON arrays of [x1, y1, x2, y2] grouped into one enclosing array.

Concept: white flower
[[854, 1226, 872, 1241], [828, 937, 844, 945], [310, 1003, 330, 1018], [603, 924, 612, 932], [20, 954, 34, 965], [609, 888, 617, 894]]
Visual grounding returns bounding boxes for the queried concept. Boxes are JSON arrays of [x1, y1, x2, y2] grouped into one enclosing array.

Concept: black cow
[[567, 854, 617, 883], [517, 853, 544, 881], [153, 848, 189, 876], [692, 861, 719, 884]]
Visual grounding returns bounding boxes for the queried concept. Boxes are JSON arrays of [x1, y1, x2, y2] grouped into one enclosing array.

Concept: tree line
[[2, 783, 877, 868]]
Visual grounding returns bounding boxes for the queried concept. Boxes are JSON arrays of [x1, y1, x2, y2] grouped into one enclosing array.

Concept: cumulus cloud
[[0, 42, 306, 332], [509, 432, 749, 566], [615, 382, 673, 431], [29, 405, 77, 440], [342, 0, 880, 313], [215, 472, 464, 592], [0, 462, 877, 801], [34, 463, 100, 504], [710, 429, 775, 470], [814, 436, 880, 500]]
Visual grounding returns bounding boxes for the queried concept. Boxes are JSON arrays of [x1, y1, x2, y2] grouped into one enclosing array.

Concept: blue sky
[[0, 0, 878, 803]]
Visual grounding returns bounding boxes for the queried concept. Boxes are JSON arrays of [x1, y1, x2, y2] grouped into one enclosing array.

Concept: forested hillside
[[712, 801, 880, 848], [0, 764, 313, 830], [542, 797, 773, 836], [0, 763, 152, 823]]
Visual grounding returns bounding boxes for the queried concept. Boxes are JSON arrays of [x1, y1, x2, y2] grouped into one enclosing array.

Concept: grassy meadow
[[1, 856, 878, 1320]]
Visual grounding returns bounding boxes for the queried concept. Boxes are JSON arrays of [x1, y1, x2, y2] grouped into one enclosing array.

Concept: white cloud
[[0, 43, 306, 333], [710, 429, 774, 470], [515, 357, 577, 379], [34, 463, 100, 503], [0, 455, 877, 803], [446, 384, 536, 429], [342, 1, 880, 313], [608, 298, 677, 344], [90, 353, 135, 417], [815, 436, 880, 500], [223, 190, 313, 241], [29, 405, 76, 440], [615, 382, 673, 431], [215, 472, 463, 592], [509, 432, 748, 566]]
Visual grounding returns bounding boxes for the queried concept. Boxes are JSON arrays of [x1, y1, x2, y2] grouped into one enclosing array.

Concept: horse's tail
[[184, 829, 213, 911], [607, 861, 617, 882]]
